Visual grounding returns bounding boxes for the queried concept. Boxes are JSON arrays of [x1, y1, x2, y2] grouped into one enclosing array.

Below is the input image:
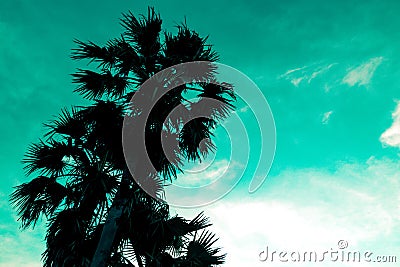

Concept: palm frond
[[70, 160, 119, 218], [44, 107, 86, 139], [77, 100, 126, 169], [72, 69, 129, 100], [22, 139, 75, 176], [72, 37, 145, 81], [109, 37, 143, 78], [71, 39, 116, 69], [185, 230, 225, 266], [163, 23, 219, 65], [164, 212, 210, 238], [179, 118, 217, 161], [43, 208, 89, 266], [10, 176, 67, 229], [121, 7, 162, 60], [197, 82, 236, 107]]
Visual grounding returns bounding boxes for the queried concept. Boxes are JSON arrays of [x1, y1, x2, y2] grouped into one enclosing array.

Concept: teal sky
[[1, 0, 400, 266]]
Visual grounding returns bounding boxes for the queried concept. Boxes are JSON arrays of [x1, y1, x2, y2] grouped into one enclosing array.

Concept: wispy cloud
[[380, 101, 400, 147], [280, 58, 384, 89], [342, 57, 384, 87], [322, 110, 333, 124], [234, 105, 250, 113], [237, 105, 250, 114], [280, 63, 336, 87], [279, 65, 308, 87], [308, 63, 337, 83], [280, 66, 308, 77], [290, 77, 304, 87], [168, 159, 241, 187]]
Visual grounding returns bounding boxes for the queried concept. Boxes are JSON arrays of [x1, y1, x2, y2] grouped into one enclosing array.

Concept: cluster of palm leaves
[[10, 7, 235, 267]]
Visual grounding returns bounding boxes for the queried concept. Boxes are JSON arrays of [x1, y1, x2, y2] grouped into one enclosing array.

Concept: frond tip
[[71, 39, 115, 68], [121, 7, 162, 58], [186, 230, 226, 265]]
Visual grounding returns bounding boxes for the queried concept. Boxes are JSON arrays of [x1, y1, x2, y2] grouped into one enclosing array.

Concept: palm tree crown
[[10, 7, 235, 267]]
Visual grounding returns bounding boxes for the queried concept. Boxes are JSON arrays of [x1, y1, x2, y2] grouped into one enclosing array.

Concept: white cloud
[[233, 105, 250, 114], [280, 63, 336, 87], [164, 159, 245, 207], [380, 100, 400, 147], [280, 66, 308, 77], [324, 83, 332, 92], [281, 58, 384, 89], [171, 159, 239, 187], [290, 77, 304, 87], [322, 110, 333, 124], [174, 158, 400, 267], [342, 57, 383, 87], [279, 65, 308, 87], [239, 105, 249, 113], [308, 63, 337, 83], [0, 221, 45, 267], [0, 189, 45, 266]]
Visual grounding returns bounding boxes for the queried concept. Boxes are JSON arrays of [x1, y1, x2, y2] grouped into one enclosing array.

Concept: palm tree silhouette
[[10, 7, 235, 267]]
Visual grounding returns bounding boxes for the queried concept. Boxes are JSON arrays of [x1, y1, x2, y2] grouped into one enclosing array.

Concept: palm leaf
[[163, 23, 219, 65], [72, 69, 129, 100], [43, 107, 86, 139], [185, 230, 225, 266], [22, 139, 75, 176], [10, 176, 67, 229], [179, 117, 216, 161], [43, 208, 89, 266], [71, 39, 116, 69], [121, 7, 162, 59]]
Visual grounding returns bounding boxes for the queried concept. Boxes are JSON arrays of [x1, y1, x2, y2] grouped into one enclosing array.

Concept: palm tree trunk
[[90, 171, 130, 267]]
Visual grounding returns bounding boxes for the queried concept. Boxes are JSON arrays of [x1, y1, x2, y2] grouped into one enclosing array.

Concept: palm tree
[[10, 7, 235, 267]]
